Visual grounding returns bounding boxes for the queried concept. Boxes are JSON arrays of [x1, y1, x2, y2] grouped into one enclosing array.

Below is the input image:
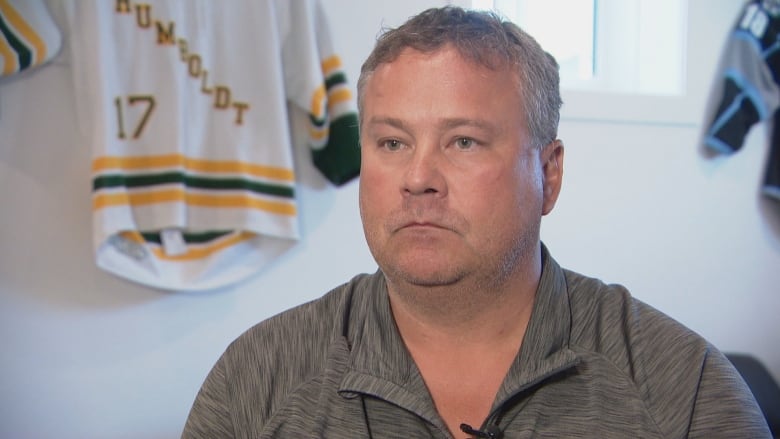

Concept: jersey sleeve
[[0, 0, 62, 77], [704, 1, 780, 154], [280, 0, 360, 186]]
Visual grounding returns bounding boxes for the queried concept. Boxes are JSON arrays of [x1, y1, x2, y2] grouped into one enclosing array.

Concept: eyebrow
[[440, 117, 496, 133], [366, 116, 408, 131], [366, 116, 498, 133]]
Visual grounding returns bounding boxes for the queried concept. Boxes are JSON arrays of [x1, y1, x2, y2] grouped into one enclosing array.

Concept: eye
[[454, 137, 476, 150], [381, 139, 404, 151]]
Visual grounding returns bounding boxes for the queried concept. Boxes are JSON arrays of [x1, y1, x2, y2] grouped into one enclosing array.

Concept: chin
[[386, 260, 464, 288]]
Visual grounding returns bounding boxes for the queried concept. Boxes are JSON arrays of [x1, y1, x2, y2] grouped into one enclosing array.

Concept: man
[[182, 7, 771, 438]]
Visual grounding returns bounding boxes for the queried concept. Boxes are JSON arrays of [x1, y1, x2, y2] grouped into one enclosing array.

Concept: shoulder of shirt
[[225, 271, 380, 356], [206, 271, 381, 431], [561, 267, 708, 358], [561, 267, 726, 434]]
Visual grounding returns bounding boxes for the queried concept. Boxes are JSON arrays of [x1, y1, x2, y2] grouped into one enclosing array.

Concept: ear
[[540, 139, 564, 216]]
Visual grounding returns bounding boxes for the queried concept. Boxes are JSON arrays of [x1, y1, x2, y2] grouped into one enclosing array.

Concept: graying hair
[[357, 6, 562, 148]]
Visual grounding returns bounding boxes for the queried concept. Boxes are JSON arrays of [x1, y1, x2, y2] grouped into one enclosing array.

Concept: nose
[[402, 144, 447, 197]]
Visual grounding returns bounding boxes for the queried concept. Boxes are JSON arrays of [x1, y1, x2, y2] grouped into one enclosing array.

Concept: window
[[473, 0, 598, 87], [450, 0, 730, 126], [470, 0, 686, 96]]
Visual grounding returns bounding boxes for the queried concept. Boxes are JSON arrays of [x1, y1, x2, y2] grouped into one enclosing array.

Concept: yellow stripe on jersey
[[309, 84, 327, 120], [151, 231, 255, 261], [309, 125, 329, 142], [309, 88, 353, 142], [0, 0, 48, 65], [93, 188, 297, 215], [0, 32, 16, 75], [327, 87, 352, 109], [92, 154, 295, 182], [321, 55, 342, 77], [120, 230, 257, 261]]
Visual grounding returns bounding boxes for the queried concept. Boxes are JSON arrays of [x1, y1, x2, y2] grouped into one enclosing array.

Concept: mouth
[[387, 207, 462, 235], [398, 221, 449, 232]]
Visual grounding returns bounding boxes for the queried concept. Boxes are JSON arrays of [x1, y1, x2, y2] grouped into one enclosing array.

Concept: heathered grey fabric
[[182, 248, 771, 438]]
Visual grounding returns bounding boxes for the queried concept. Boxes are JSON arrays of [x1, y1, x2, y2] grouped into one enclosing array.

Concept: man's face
[[359, 45, 562, 290]]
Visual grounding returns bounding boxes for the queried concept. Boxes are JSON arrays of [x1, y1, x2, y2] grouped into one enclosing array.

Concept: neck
[[386, 253, 542, 350]]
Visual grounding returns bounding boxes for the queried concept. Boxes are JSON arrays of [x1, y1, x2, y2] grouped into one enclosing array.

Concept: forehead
[[361, 46, 523, 124], [369, 45, 517, 85]]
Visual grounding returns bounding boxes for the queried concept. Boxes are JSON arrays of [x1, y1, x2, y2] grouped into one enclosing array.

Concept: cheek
[[358, 165, 392, 224], [473, 161, 544, 217], [511, 154, 545, 197]]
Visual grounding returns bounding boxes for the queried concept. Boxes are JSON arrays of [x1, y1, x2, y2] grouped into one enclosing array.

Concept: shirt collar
[[338, 270, 441, 423], [493, 244, 580, 405], [338, 244, 579, 414]]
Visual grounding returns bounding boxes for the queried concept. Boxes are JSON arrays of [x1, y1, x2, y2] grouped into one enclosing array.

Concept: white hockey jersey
[[64, 0, 361, 290]]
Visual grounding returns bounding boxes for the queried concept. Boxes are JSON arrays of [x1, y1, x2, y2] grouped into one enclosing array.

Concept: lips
[[401, 221, 445, 229], [395, 220, 453, 235], [384, 207, 465, 235]]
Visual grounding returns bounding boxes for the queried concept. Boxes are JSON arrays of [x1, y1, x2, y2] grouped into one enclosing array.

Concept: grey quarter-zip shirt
[[182, 247, 771, 438]]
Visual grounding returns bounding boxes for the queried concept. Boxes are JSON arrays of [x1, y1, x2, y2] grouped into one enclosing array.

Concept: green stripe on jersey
[[0, 13, 31, 69], [311, 113, 360, 186], [93, 172, 295, 198], [140, 230, 232, 245], [325, 72, 348, 91]]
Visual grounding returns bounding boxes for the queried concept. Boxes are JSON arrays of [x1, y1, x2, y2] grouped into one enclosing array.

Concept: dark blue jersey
[[705, 0, 780, 199]]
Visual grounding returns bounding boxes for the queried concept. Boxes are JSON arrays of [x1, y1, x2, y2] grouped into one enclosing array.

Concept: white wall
[[0, 1, 777, 438]]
